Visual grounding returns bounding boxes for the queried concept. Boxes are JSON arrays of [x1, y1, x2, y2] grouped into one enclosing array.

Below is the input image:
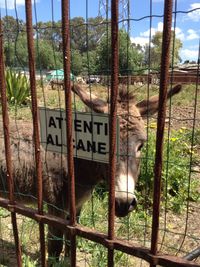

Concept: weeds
[[139, 127, 200, 213]]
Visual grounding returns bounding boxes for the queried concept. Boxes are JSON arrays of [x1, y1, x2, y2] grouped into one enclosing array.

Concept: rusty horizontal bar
[[0, 197, 199, 267]]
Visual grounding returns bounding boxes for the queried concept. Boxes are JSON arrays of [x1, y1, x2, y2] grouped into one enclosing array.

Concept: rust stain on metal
[[108, 0, 119, 266], [24, 1, 46, 266], [0, 19, 22, 267], [61, 0, 76, 266], [150, 0, 174, 264]]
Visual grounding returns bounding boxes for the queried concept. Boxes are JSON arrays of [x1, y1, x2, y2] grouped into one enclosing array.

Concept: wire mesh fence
[[0, 0, 200, 266]]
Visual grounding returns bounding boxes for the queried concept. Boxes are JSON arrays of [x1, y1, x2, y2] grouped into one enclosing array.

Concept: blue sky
[[0, 0, 200, 62]]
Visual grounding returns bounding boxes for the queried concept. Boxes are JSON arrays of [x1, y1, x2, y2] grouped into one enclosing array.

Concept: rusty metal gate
[[0, 0, 200, 266]]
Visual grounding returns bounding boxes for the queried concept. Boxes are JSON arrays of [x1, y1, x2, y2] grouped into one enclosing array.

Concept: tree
[[70, 16, 107, 54], [70, 17, 87, 53], [35, 40, 62, 70], [144, 31, 182, 69], [2, 16, 25, 42], [4, 33, 63, 70], [82, 50, 98, 75], [96, 29, 143, 75], [71, 49, 82, 75], [4, 33, 28, 68], [2, 16, 27, 67], [35, 20, 62, 51], [86, 16, 107, 52]]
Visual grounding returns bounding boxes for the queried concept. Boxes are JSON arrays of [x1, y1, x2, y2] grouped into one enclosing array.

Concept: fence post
[[150, 0, 173, 266], [61, 0, 77, 266], [24, 1, 46, 266], [0, 18, 23, 267], [108, 0, 119, 266]]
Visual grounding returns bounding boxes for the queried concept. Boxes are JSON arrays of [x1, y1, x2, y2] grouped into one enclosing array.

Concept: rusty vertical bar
[[0, 19, 22, 267], [61, 0, 76, 266], [150, 0, 173, 266], [24, 1, 46, 266], [108, 0, 119, 266]]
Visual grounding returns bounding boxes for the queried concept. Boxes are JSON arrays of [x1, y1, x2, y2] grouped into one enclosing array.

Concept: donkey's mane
[[118, 86, 135, 103]]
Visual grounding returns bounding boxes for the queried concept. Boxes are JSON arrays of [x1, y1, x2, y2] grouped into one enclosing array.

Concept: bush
[[139, 127, 200, 213], [5, 69, 30, 106]]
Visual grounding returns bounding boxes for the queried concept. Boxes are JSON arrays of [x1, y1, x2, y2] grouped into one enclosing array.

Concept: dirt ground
[[170, 106, 200, 130]]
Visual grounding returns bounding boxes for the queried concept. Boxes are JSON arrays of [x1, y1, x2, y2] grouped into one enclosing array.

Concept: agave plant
[[5, 69, 30, 106]]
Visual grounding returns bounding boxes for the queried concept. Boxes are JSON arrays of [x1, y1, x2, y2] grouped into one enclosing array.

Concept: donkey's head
[[72, 83, 182, 217]]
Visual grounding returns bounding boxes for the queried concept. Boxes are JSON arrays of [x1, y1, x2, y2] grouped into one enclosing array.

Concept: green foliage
[[96, 29, 143, 75], [22, 255, 38, 267], [5, 69, 30, 106], [139, 127, 199, 213], [70, 17, 86, 53], [0, 208, 10, 217], [70, 16, 107, 53], [2, 16, 185, 75], [47, 257, 70, 267], [2, 16, 25, 43], [82, 50, 99, 75], [36, 40, 63, 70], [4, 33, 28, 67], [71, 49, 83, 75], [144, 31, 183, 69]]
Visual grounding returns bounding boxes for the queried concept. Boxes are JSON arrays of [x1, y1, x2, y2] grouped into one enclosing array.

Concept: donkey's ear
[[136, 84, 182, 117], [71, 84, 108, 113]]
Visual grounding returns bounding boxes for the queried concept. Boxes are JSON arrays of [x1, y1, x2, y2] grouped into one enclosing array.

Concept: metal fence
[[0, 0, 200, 266]]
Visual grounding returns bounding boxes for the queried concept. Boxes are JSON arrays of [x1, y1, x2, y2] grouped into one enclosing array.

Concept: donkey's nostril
[[131, 197, 137, 207], [128, 197, 137, 212], [115, 196, 137, 217]]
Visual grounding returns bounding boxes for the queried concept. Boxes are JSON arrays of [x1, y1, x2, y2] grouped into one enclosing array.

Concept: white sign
[[39, 108, 119, 163]]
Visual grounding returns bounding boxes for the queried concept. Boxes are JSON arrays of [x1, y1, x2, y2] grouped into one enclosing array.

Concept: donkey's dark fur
[[0, 84, 182, 261]]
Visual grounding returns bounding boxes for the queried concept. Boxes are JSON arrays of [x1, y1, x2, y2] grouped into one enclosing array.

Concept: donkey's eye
[[137, 143, 144, 151]]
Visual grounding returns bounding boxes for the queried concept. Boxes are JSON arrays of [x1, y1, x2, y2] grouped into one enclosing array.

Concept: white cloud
[[131, 21, 199, 62], [180, 48, 199, 61], [139, 23, 184, 40], [130, 36, 149, 47], [174, 27, 185, 41], [0, 0, 39, 9], [140, 22, 163, 38], [131, 22, 185, 47], [0, 0, 24, 9], [186, 29, 199, 40], [187, 44, 199, 50], [187, 3, 200, 22]]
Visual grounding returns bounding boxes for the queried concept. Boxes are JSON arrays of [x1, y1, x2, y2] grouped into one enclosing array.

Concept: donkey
[[0, 83, 182, 261]]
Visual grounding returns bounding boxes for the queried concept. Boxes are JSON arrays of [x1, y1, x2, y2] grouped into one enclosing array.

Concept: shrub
[[139, 127, 199, 213], [5, 69, 30, 106]]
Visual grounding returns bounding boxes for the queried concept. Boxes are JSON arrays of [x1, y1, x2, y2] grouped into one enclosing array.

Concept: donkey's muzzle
[[115, 196, 137, 217]]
